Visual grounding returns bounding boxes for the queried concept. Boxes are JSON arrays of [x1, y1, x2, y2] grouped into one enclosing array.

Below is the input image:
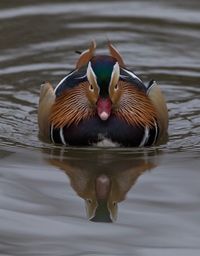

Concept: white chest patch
[[94, 134, 120, 148]]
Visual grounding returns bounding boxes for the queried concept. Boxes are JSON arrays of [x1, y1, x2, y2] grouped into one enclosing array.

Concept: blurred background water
[[0, 0, 200, 255]]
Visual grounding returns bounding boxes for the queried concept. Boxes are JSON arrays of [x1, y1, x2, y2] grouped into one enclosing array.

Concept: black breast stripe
[[55, 66, 88, 97], [145, 121, 159, 146]]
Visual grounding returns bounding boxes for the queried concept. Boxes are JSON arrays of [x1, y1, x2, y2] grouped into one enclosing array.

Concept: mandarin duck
[[38, 41, 168, 147]]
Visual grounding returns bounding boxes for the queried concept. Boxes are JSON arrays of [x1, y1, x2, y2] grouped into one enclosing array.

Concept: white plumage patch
[[121, 68, 142, 82], [109, 62, 120, 89], [54, 69, 78, 94], [94, 134, 120, 147], [147, 80, 157, 94], [59, 127, 66, 145], [139, 126, 150, 147], [50, 124, 55, 144], [86, 61, 98, 88], [152, 121, 158, 145]]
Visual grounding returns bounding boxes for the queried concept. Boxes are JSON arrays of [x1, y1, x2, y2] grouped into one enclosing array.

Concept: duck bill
[[97, 98, 112, 121]]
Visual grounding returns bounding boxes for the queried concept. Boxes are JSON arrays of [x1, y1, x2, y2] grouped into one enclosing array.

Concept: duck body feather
[[51, 114, 158, 147]]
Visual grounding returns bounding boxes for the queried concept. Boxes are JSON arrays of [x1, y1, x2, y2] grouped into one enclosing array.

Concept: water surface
[[0, 0, 200, 255]]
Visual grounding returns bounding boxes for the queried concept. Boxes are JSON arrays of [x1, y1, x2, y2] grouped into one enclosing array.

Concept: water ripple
[[0, 2, 200, 254]]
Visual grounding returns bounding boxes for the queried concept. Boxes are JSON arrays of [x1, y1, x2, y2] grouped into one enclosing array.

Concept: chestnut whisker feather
[[50, 82, 94, 128], [114, 82, 157, 128]]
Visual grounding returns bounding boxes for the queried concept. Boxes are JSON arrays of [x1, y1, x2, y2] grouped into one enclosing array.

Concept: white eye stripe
[[86, 62, 100, 93], [109, 62, 120, 91], [87, 62, 97, 83]]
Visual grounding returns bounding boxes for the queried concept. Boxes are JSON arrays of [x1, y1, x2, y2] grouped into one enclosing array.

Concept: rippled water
[[0, 0, 200, 255]]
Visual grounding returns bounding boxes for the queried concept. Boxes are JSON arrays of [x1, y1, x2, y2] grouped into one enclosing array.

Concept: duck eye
[[87, 199, 92, 204], [114, 84, 118, 91], [89, 84, 94, 92]]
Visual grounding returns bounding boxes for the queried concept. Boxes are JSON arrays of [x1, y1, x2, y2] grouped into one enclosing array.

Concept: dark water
[[0, 0, 200, 255]]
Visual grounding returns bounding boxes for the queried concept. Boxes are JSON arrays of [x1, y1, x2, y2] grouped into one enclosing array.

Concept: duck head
[[75, 40, 126, 122], [86, 55, 121, 121]]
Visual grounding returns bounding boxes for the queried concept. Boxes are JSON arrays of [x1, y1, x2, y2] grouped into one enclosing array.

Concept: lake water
[[0, 0, 200, 255]]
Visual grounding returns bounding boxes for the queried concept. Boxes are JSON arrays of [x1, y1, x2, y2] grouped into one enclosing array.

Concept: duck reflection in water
[[46, 148, 158, 222]]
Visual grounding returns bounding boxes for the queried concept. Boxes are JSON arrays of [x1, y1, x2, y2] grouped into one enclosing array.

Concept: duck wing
[[147, 80, 168, 142], [38, 82, 55, 141]]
